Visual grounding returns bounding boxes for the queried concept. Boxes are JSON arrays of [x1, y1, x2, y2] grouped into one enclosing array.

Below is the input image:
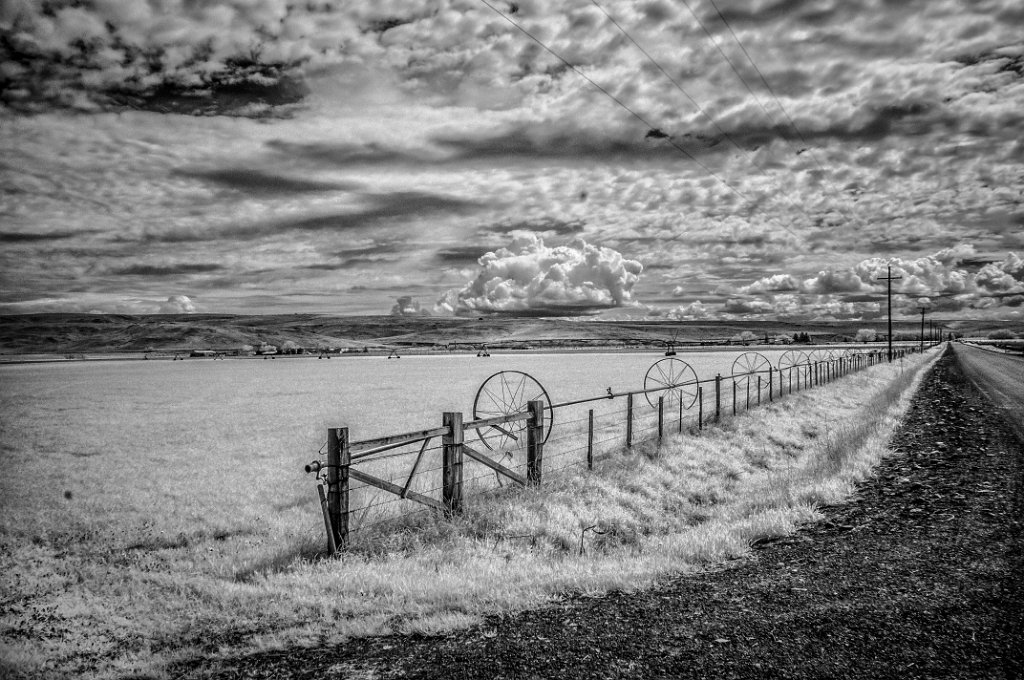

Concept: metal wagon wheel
[[731, 351, 772, 395], [777, 349, 808, 372], [643, 358, 699, 409], [806, 348, 830, 364], [473, 370, 553, 451]]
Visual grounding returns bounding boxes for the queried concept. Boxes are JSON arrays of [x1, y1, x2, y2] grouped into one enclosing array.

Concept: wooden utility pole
[[877, 265, 903, 362], [919, 304, 927, 352]]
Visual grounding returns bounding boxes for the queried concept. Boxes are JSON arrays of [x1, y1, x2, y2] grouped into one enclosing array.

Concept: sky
[[1, 0, 1023, 323]]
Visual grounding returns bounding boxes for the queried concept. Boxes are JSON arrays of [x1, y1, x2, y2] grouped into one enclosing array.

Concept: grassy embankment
[[0, 350, 939, 680]]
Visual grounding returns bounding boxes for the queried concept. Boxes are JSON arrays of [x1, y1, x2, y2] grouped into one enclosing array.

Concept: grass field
[[0, 349, 937, 679]]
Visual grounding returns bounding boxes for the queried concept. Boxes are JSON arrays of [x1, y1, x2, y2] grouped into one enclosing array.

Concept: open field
[[1, 313, 1007, 357], [0, 346, 937, 678], [192, 346, 1021, 680]]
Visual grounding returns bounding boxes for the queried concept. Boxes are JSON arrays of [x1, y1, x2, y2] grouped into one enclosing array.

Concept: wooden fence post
[[626, 393, 634, 448], [317, 484, 337, 554], [658, 396, 664, 440], [327, 427, 349, 550], [732, 380, 737, 416], [442, 412, 463, 516], [768, 367, 773, 402], [527, 400, 544, 486], [698, 386, 704, 430], [714, 374, 721, 423], [678, 394, 684, 433], [587, 409, 594, 470]]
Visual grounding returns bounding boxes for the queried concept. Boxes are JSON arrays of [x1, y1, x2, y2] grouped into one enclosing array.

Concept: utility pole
[[877, 265, 903, 362], [919, 305, 926, 352]]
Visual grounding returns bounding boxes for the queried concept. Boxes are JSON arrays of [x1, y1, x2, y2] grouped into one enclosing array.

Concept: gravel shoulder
[[182, 346, 1024, 680]]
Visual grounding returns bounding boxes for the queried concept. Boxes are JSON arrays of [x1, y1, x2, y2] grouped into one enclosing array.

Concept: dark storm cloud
[[450, 303, 607, 318], [711, 0, 846, 26], [479, 218, 587, 237], [435, 246, 491, 266], [0, 230, 83, 243], [305, 242, 407, 269], [431, 128, 676, 161], [113, 263, 223, 276], [142, 191, 484, 243], [175, 168, 361, 195], [265, 140, 427, 166]]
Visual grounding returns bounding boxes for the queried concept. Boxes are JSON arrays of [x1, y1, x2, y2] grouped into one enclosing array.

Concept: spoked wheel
[[473, 370, 553, 451], [777, 350, 808, 372], [643, 358, 699, 409], [731, 352, 772, 394], [806, 349, 830, 364]]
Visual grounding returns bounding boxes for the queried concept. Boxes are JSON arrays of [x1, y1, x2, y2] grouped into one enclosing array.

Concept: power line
[[586, 0, 822, 228], [701, 0, 851, 203], [676, 0, 864, 226], [677, 0, 785, 137], [476, 0, 759, 210]]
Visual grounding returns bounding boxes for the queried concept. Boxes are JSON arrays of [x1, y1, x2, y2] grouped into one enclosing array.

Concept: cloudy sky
[[1, 0, 1022, 322]]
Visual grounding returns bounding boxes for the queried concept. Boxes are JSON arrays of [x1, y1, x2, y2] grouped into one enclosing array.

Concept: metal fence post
[[527, 400, 544, 486], [327, 427, 349, 550], [442, 412, 463, 516]]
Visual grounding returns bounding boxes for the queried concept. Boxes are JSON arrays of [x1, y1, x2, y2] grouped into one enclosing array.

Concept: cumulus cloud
[[435, 233, 643, 316], [666, 300, 711, 319], [975, 252, 1024, 295], [391, 295, 429, 316], [717, 246, 1024, 320], [739, 274, 800, 295], [158, 295, 196, 314], [4, 1, 1024, 321], [722, 298, 774, 315]]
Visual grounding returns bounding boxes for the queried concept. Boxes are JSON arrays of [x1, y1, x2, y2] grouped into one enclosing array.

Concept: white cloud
[[391, 295, 429, 316], [436, 233, 643, 315], [158, 295, 197, 314], [666, 300, 711, 319], [975, 252, 1024, 295]]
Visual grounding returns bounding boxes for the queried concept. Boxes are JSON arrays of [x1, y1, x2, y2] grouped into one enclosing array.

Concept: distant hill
[[1, 313, 1012, 356]]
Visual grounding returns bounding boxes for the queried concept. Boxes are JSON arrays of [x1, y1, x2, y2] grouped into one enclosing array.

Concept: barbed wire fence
[[304, 346, 928, 552]]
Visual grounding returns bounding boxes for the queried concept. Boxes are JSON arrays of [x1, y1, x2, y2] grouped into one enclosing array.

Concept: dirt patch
[[180, 348, 1023, 679]]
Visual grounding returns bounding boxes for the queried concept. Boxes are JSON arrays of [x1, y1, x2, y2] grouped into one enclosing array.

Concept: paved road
[[953, 342, 1024, 442]]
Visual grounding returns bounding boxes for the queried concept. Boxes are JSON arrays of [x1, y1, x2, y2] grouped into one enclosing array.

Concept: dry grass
[[0, 351, 938, 679]]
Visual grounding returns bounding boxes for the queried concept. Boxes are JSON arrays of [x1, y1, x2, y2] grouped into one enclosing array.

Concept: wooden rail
[[307, 344, 934, 551]]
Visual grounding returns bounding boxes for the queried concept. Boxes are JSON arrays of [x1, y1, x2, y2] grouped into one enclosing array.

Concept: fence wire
[[315, 346, 923, 546]]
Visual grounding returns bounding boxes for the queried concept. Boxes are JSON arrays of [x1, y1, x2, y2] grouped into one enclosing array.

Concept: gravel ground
[[181, 347, 1024, 680]]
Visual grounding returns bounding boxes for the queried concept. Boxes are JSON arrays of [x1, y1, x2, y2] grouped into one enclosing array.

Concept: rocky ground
[[181, 347, 1023, 680]]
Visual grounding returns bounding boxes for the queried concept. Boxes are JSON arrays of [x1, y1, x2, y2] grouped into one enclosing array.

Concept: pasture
[[0, 347, 932, 678]]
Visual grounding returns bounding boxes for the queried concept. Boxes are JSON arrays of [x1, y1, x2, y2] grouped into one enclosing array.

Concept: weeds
[[0, 351, 939, 679]]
